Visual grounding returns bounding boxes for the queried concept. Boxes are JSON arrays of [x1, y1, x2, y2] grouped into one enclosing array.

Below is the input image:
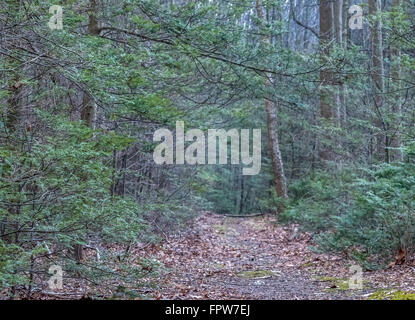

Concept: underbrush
[[281, 146, 415, 269]]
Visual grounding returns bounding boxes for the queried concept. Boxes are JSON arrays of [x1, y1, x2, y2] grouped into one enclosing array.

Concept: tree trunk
[[334, 0, 344, 126], [319, 0, 335, 161], [265, 100, 288, 201], [255, 0, 288, 208], [341, 0, 349, 123], [390, 0, 403, 162], [369, 0, 386, 161], [81, 0, 99, 129], [74, 0, 100, 262]]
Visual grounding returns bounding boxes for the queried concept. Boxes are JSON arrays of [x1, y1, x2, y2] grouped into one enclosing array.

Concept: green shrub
[[0, 112, 147, 290], [283, 147, 415, 268]]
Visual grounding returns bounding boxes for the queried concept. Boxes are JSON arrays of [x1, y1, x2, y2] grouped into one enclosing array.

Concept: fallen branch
[[219, 213, 266, 218]]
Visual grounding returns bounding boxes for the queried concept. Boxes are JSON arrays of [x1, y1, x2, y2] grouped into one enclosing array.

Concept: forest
[[1, 0, 415, 301]]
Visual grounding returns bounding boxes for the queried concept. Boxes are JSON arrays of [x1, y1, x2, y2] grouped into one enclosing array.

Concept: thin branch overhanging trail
[[97, 25, 324, 79]]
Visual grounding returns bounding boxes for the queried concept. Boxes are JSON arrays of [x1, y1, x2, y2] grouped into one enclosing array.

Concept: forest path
[[142, 212, 375, 300]]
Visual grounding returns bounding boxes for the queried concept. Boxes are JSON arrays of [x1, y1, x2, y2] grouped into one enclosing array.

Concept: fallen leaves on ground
[[23, 211, 415, 300]]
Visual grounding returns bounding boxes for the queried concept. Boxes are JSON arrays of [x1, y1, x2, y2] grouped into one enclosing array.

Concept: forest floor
[[22, 212, 415, 300], [134, 212, 415, 300]]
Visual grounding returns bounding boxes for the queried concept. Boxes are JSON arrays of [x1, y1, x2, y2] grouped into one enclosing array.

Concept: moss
[[314, 276, 342, 282], [300, 262, 313, 268], [314, 276, 366, 291], [368, 290, 415, 300], [236, 270, 275, 279]]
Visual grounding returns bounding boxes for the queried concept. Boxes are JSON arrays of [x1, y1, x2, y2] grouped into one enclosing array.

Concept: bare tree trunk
[[334, 0, 344, 126], [265, 100, 288, 201], [369, 0, 386, 161], [334, 0, 343, 44], [303, 1, 310, 50], [81, 0, 99, 129], [255, 0, 288, 208], [239, 175, 244, 215], [341, 0, 349, 123], [319, 0, 335, 161], [390, 0, 403, 161]]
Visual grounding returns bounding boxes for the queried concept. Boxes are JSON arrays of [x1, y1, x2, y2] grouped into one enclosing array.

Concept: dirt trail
[[140, 212, 376, 300], [25, 211, 415, 300]]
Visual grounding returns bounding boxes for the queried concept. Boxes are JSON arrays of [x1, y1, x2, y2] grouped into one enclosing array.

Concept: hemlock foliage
[[1, 0, 415, 296]]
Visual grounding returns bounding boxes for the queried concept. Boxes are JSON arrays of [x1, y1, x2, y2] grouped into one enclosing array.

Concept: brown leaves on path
[[135, 212, 391, 300], [24, 211, 415, 300]]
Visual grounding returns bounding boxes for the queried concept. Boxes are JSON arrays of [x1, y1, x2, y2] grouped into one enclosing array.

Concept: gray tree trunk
[[319, 0, 335, 161], [369, 0, 386, 161], [255, 0, 288, 209], [390, 0, 403, 162]]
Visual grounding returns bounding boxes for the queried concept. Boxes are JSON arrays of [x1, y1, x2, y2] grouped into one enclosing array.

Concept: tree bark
[[265, 100, 288, 201], [369, 0, 386, 161], [390, 0, 403, 162], [255, 0, 288, 208], [80, 0, 99, 129], [334, 0, 344, 127], [319, 0, 335, 161]]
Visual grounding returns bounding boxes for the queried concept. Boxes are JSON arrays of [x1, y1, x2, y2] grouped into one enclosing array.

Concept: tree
[[369, 0, 386, 161], [255, 0, 288, 206], [319, 0, 335, 162], [389, 0, 403, 162]]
